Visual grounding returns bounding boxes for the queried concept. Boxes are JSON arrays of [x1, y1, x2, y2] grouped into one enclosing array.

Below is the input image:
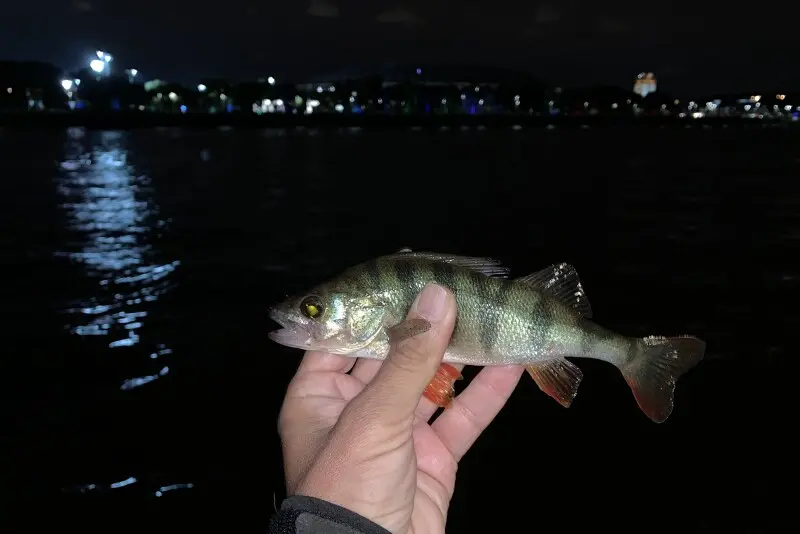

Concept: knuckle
[[451, 399, 484, 434]]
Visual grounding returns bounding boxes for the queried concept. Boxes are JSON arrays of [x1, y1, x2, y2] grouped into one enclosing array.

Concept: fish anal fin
[[517, 263, 592, 318], [526, 359, 584, 408], [423, 363, 463, 408], [387, 318, 431, 344], [388, 252, 510, 278]]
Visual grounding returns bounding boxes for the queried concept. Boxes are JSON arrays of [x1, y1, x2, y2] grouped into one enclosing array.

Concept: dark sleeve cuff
[[269, 495, 392, 534]]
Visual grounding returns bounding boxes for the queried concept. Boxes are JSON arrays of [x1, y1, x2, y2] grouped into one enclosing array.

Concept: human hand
[[277, 284, 525, 533]]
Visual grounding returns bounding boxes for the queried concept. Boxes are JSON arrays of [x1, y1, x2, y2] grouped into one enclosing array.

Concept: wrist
[[271, 495, 391, 534]]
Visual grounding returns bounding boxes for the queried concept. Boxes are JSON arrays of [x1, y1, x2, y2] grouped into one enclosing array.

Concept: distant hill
[[305, 62, 546, 87], [0, 60, 63, 86]]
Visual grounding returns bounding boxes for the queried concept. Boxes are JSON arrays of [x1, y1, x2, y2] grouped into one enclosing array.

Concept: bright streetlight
[[61, 79, 74, 91], [197, 84, 207, 92], [267, 76, 275, 85], [91, 50, 113, 75]]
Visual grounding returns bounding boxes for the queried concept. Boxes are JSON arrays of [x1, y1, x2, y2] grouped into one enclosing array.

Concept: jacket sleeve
[[269, 495, 392, 534]]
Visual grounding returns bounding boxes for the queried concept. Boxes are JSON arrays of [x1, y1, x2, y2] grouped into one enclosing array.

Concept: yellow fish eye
[[300, 296, 324, 319]]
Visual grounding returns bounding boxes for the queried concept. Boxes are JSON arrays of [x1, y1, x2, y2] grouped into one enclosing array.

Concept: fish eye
[[300, 296, 324, 319]]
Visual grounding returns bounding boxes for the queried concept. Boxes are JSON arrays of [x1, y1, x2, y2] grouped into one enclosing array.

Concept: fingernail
[[412, 284, 449, 321]]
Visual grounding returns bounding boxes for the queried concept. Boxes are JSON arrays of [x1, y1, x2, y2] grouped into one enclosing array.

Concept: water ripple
[[63, 477, 195, 497], [55, 130, 180, 389]]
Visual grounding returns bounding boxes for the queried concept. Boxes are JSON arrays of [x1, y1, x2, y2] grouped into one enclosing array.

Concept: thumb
[[361, 284, 456, 420]]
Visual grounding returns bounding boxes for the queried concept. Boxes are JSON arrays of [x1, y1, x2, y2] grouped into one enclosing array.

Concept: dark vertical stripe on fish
[[393, 259, 416, 306], [362, 258, 383, 291], [528, 288, 553, 356], [480, 276, 514, 354], [377, 257, 394, 288], [431, 261, 457, 294]]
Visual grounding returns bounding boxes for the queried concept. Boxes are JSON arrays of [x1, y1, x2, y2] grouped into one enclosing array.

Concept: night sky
[[3, 0, 797, 95]]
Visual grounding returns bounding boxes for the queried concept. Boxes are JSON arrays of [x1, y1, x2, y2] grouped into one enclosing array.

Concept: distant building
[[633, 72, 657, 97], [0, 60, 65, 110], [144, 79, 168, 92], [296, 63, 543, 92]]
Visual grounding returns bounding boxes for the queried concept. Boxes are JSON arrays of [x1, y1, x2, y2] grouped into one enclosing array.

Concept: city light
[[633, 72, 657, 97], [90, 50, 113, 75], [3, 56, 799, 121]]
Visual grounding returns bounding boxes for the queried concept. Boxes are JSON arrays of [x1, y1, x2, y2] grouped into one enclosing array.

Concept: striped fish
[[268, 249, 706, 423]]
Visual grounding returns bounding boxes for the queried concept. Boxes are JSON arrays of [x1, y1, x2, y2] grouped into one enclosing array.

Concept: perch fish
[[268, 250, 706, 423]]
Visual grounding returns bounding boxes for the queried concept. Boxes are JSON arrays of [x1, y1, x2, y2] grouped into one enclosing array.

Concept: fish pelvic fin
[[526, 359, 584, 408], [621, 335, 706, 423]]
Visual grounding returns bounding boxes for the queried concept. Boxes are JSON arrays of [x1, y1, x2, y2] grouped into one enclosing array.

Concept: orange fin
[[423, 363, 463, 408], [526, 359, 583, 408]]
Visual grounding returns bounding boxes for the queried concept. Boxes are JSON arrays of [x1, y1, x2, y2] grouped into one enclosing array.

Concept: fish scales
[[342, 256, 610, 367]]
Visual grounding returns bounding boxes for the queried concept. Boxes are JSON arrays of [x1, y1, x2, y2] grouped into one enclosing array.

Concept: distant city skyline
[[2, 0, 797, 96], [3, 54, 798, 101]]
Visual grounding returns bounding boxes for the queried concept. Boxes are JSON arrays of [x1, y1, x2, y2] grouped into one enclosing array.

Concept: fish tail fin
[[620, 335, 706, 423]]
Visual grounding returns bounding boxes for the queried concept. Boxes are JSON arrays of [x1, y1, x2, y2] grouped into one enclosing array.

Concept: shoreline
[[0, 112, 791, 129]]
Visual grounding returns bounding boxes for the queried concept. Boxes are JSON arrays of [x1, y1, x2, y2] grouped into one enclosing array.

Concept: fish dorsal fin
[[517, 263, 592, 318], [389, 251, 510, 278]]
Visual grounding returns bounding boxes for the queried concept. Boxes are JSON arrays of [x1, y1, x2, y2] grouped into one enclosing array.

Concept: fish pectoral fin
[[516, 263, 593, 319], [423, 363, 462, 408], [526, 359, 584, 408], [387, 317, 432, 344]]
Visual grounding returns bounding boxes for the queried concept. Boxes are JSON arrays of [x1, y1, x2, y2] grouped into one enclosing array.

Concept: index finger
[[295, 350, 356, 376], [430, 365, 524, 462]]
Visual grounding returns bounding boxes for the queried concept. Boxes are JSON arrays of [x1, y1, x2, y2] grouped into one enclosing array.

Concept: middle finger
[[352, 358, 466, 424], [431, 365, 524, 461], [414, 362, 465, 424]]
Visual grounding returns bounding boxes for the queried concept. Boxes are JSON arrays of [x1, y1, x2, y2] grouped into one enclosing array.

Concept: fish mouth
[[268, 308, 311, 349]]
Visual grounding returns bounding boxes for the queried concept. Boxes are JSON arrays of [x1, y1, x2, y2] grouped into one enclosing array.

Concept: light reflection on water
[[65, 476, 195, 497], [56, 129, 178, 382], [55, 129, 191, 495]]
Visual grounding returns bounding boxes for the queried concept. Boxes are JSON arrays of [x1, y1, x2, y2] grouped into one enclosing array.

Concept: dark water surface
[[3, 127, 796, 529]]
